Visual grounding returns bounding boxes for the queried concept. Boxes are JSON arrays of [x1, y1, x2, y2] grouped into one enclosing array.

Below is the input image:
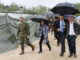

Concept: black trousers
[[59, 32, 66, 53], [79, 25, 80, 34], [39, 35, 51, 52], [67, 35, 76, 55], [54, 32, 60, 44]]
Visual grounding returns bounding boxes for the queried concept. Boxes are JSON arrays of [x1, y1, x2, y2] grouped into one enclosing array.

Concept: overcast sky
[[1, 0, 80, 8]]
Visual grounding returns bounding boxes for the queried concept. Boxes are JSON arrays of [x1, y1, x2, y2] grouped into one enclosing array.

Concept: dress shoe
[[49, 48, 51, 51], [38, 51, 42, 53], [60, 53, 64, 57], [74, 54, 77, 58], [68, 54, 73, 57]]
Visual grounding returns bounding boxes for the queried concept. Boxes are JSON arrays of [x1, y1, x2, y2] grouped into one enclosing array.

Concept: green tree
[[75, 3, 80, 11], [0, 3, 4, 11], [23, 5, 50, 14], [8, 3, 19, 11], [37, 5, 48, 14], [75, 3, 80, 16]]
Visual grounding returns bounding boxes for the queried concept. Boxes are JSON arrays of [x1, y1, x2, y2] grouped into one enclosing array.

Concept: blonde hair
[[20, 16, 24, 19]]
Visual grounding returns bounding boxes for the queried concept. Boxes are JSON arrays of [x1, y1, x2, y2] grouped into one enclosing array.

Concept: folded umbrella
[[51, 3, 80, 15]]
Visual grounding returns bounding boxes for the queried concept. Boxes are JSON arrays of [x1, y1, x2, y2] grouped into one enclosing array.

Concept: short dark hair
[[60, 14, 64, 18], [55, 16, 59, 19], [60, 14, 64, 16], [68, 16, 74, 19]]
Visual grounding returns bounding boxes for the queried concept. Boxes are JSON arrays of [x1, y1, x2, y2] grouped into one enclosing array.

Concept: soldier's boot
[[32, 45, 35, 51], [19, 50, 25, 55], [27, 38, 35, 51], [28, 43, 35, 51]]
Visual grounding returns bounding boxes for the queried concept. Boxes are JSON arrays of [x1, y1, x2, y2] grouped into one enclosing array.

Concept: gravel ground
[[0, 33, 80, 60]]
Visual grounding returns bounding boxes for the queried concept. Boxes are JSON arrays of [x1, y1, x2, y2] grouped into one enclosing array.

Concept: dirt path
[[0, 33, 80, 60]]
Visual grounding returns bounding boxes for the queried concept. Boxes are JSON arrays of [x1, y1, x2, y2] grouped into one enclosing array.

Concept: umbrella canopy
[[42, 11, 60, 18], [51, 3, 80, 15], [31, 16, 49, 24], [42, 11, 54, 18], [64, 15, 76, 19], [75, 16, 80, 25]]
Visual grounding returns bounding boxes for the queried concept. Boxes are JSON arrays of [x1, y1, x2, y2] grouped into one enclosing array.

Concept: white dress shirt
[[69, 22, 76, 35]]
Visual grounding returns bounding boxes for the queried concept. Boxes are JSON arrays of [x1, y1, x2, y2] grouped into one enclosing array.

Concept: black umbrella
[[31, 16, 49, 24], [51, 3, 80, 15], [42, 11, 60, 18], [42, 11, 54, 18]]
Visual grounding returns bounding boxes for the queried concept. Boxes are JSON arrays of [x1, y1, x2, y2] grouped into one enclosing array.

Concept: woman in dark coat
[[38, 20, 51, 53]]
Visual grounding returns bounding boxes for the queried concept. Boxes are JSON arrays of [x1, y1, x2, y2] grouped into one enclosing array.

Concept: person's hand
[[63, 23, 66, 26], [16, 36, 19, 39], [57, 28, 61, 32], [27, 36, 30, 38], [76, 35, 78, 38]]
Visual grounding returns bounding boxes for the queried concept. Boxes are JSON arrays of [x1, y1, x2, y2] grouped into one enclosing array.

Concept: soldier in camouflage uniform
[[17, 17, 34, 55]]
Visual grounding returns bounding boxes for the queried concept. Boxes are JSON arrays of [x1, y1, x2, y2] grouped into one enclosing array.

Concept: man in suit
[[53, 16, 60, 46], [56, 15, 67, 56], [66, 16, 79, 58]]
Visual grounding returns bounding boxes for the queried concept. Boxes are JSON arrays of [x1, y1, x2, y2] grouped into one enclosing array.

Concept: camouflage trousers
[[20, 37, 33, 51]]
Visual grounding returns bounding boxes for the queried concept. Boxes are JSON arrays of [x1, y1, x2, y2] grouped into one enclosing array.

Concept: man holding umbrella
[[56, 15, 67, 56], [51, 2, 79, 57]]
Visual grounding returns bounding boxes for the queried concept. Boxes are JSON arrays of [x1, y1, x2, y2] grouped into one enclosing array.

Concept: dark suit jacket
[[56, 19, 68, 34], [53, 21, 58, 32], [66, 22, 79, 38]]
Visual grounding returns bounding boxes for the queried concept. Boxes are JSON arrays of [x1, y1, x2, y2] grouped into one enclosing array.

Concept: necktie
[[61, 21, 63, 32]]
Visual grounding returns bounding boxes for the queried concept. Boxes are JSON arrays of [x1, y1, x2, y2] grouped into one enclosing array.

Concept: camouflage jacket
[[17, 22, 30, 37]]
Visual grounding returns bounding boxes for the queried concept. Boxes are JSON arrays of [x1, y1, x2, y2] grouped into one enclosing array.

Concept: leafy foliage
[[23, 5, 50, 14], [8, 3, 19, 11], [75, 3, 80, 16]]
